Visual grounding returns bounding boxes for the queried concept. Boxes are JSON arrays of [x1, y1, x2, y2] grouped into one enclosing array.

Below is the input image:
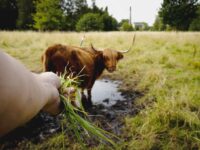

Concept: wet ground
[[92, 79, 125, 106], [0, 79, 142, 149]]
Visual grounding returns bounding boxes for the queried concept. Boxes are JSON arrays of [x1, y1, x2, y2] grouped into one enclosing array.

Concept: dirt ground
[[0, 81, 142, 150]]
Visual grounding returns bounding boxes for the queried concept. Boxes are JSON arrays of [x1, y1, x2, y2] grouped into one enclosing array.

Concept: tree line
[[0, 0, 200, 31], [0, 0, 119, 31], [153, 0, 200, 31]]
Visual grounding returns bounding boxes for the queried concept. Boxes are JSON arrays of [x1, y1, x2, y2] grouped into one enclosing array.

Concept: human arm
[[0, 51, 61, 137]]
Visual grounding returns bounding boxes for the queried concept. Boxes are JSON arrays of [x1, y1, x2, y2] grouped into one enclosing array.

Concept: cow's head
[[90, 35, 136, 73], [102, 49, 123, 72]]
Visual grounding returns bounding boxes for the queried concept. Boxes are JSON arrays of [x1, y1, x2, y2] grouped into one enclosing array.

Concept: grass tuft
[[59, 72, 119, 148]]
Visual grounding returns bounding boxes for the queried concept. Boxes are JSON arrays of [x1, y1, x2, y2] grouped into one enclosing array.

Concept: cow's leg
[[81, 89, 87, 101], [87, 88, 92, 105], [81, 89, 92, 109], [81, 89, 88, 108]]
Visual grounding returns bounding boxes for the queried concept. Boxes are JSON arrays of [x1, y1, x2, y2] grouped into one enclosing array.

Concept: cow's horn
[[90, 43, 98, 52], [80, 35, 85, 46], [90, 43, 94, 49], [90, 43, 104, 52], [118, 34, 136, 53]]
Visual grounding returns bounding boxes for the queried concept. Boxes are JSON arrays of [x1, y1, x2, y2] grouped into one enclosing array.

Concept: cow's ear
[[117, 52, 123, 60]]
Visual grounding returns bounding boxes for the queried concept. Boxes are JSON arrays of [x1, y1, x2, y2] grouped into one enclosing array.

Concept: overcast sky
[[87, 0, 163, 26]]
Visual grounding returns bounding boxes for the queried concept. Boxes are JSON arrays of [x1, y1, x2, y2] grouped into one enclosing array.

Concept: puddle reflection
[[91, 79, 125, 106]]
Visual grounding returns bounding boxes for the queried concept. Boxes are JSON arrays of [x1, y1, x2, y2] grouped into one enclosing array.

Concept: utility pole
[[129, 6, 132, 24]]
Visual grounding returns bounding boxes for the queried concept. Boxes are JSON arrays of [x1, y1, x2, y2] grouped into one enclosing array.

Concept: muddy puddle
[[0, 79, 141, 149], [91, 79, 125, 106]]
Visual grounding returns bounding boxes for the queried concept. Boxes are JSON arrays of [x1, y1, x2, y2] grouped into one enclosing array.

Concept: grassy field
[[0, 31, 200, 149]]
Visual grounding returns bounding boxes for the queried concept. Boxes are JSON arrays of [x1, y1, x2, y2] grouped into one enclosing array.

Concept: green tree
[[90, 0, 104, 14], [0, 0, 18, 30], [189, 5, 200, 31], [120, 21, 134, 31], [33, 0, 64, 30], [119, 19, 129, 27], [159, 0, 198, 30], [61, 0, 76, 30], [61, 0, 90, 30], [153, 16, 166, 31], [74, 0, 88, 14], [16, 0, 35, 29], [76, 13, 103, 31], [101, 13, 118, 31]]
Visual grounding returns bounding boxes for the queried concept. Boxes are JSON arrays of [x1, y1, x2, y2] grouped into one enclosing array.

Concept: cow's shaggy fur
[[42, 44, 124, 106]]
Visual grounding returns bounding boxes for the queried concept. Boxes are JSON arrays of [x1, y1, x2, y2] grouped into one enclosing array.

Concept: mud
[[0, 79, 142, 149]]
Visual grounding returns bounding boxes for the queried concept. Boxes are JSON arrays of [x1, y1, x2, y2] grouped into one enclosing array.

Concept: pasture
[[0, 31, 200, 149]]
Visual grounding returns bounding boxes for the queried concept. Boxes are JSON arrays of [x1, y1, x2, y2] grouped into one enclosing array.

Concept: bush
[[120, 22, 134, 31], [101, 13, 118, 31], [76, 13, 103, 31]]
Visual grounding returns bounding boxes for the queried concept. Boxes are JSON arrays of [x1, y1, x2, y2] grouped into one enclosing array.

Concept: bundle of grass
[[59, 73, 119, 148]]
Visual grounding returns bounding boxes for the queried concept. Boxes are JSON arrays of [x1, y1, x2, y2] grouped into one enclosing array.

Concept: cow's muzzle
[[107, 67, 116, 72]]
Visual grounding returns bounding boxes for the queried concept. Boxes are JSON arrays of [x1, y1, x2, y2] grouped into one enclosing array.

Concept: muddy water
[[0, 79, 141, 149], [91, 79, 125, 106]]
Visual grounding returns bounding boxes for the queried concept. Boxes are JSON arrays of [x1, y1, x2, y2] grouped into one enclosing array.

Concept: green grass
[[119, 32, 200, 149], [0, 31, 200, 149], [59, 73, 119, 148]]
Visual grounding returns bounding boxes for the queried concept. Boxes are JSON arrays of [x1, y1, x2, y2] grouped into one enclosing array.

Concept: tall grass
[[0, 31, 200, 149], [119, 32, 200, 149]]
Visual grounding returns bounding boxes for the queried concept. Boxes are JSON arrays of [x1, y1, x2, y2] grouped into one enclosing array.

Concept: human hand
[[36, 72, 61, 115], [35, 72, 78, 114], [61, 87, 77, 106]]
